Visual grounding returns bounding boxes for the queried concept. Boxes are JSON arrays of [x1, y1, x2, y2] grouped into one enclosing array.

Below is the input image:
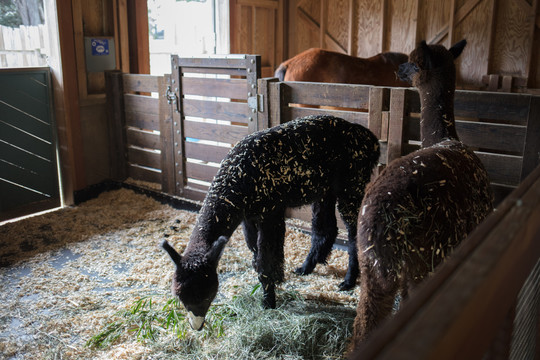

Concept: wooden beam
[[51, 0, 87, 198], [127, 0, 149, 74], [116, 0, 130, 73], [320, 0, 326, 48]]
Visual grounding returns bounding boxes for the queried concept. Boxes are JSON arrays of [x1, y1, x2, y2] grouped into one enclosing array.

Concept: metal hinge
[[248, 94, 264, 113]]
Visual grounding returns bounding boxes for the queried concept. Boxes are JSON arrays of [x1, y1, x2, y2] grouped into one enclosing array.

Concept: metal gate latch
[[166, 86, 179, 112]]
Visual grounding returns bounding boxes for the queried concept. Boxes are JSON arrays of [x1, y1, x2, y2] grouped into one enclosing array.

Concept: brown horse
[[275, 48, 410, 87]]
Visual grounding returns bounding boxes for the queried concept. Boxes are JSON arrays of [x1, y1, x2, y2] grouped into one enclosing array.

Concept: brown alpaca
[[274, 48, 410, 87], [350, 40, 494, 349]]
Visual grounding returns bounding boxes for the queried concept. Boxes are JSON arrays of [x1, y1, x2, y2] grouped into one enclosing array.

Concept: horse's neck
[[418, 81, 459, 148]]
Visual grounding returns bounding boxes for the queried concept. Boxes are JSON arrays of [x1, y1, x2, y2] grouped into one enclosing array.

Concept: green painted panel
[[0, 69, 60, 218]]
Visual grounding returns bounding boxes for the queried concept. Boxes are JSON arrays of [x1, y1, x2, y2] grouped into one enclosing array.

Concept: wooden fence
[[350, 164, 540, 359], [106, 58, 540, 209], [106, 55, 540, 358], [0, 25, 48, 68]]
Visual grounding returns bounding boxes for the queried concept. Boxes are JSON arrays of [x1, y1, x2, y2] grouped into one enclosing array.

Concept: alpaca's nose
[[187, 311, 205, 331], [397, 63, 418, 83]]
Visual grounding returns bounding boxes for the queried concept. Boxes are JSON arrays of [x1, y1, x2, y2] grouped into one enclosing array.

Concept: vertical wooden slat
[[448, 0, 457, 47], [127, 0, 149, 74], [320, 0, 326, 48], [521, 95, 540, 181], [485, 0, 498, 78], [105, 70, 128, 181], [71, 0, 87, 99], [381, 0, 389, 52], [368, 87, 389, 140], [387, 88, 407, 164], [246, 54, 260, 133], [348, 0, 355, 55], [270, 78, 282, 131], [258, 77, 279, 131], [116, 0, 130, 73], [159, 75, 175, 194], [525, 0, 539, 86], [170, 55, 186, 196]]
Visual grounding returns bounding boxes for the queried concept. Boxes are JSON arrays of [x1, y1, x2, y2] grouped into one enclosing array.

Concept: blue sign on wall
[[91, 39, 110, 56]]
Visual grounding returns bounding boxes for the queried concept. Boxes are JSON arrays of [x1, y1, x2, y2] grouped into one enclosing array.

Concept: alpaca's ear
[[449, 39, 467, 59], [207, 236, 229, 264], [162, 240, 182, 268], [419, 40, 433, 70]]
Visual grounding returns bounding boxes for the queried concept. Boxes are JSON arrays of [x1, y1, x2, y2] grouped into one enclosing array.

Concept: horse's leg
[[242, 218, 258, 269], [337, 196, 362, 290], [256, 211, 286, 309], [295, 194, 337, 276]]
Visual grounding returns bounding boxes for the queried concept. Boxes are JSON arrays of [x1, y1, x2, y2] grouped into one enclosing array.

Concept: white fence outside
[[0, 24, 49, 68]]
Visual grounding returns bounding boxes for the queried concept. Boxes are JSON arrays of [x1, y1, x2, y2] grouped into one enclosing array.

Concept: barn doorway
[[147, 0, 230, 75]]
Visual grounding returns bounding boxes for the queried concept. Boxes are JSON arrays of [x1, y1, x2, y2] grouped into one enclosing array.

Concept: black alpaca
[[162, 115, 379, 330], [351, 40, 494, 347]]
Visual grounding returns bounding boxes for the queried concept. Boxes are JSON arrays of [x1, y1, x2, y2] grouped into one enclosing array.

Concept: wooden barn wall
[[232, 0, 540, 91]]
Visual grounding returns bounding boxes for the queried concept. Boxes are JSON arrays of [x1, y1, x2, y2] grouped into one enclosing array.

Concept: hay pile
[[0, 188, 359, 359]]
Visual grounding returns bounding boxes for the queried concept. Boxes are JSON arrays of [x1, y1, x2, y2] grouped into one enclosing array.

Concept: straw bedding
[[0, 188, 358, 359]]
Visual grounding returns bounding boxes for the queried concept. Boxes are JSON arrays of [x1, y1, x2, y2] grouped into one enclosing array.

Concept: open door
[[0, 69, 61, 221], [229, 0, 287, 77]]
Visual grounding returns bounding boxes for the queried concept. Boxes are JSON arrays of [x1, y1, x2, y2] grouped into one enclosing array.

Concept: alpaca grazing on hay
[[351, 39, 494, 347], [162, 115, 380, 331], [274, 47, 410, 87]]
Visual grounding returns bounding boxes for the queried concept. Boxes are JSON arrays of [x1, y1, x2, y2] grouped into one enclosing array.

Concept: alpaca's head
[[161, 237, 228, 330], [397, 39, 467, 87]]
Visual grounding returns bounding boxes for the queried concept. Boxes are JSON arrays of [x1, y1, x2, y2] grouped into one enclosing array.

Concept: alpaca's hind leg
[[351, 257, 399, 349], [295, 194, 337, 276], [337, 197, 362, 290], [242, 219, 258, 269], [256, 211, 286, 309]]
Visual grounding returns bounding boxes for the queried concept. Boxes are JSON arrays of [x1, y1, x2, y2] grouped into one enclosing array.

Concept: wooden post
[[258, 77, 279, 131], [246, 54, 261, 134], [387, 88, 407, 164], [368, 87, 390, 140], [521, 96, 540, 181], [170, 55, 186, 196], [159, 75, 175, 194], [105, 70, 128, 181]]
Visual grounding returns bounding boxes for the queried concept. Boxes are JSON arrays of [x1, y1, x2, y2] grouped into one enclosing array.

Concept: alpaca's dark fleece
[[165, 115, 380, 329], [351, 40, 494, 347]]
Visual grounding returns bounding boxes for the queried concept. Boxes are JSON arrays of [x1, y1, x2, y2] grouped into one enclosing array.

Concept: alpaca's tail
[[274, 63, 287, 81]]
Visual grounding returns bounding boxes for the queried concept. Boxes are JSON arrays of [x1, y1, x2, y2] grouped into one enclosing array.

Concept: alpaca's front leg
[[255, 211, 285, 309], [259, 275, 276, 309]]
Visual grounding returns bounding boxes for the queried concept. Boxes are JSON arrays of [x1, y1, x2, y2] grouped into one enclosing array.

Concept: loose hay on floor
[[0, 188, 359, 359]]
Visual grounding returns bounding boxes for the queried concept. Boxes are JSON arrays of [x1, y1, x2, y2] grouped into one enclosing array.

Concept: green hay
[[87, 285, 355, 359]]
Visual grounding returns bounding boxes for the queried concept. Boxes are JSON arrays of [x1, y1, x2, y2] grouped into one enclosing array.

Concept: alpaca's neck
[[418, 82, 459, 147], [188, 196, 242, 252]]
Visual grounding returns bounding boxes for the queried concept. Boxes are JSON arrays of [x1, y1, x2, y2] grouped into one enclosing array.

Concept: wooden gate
[[166, 55, 262, 201], [0, 68, 60, 221]]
